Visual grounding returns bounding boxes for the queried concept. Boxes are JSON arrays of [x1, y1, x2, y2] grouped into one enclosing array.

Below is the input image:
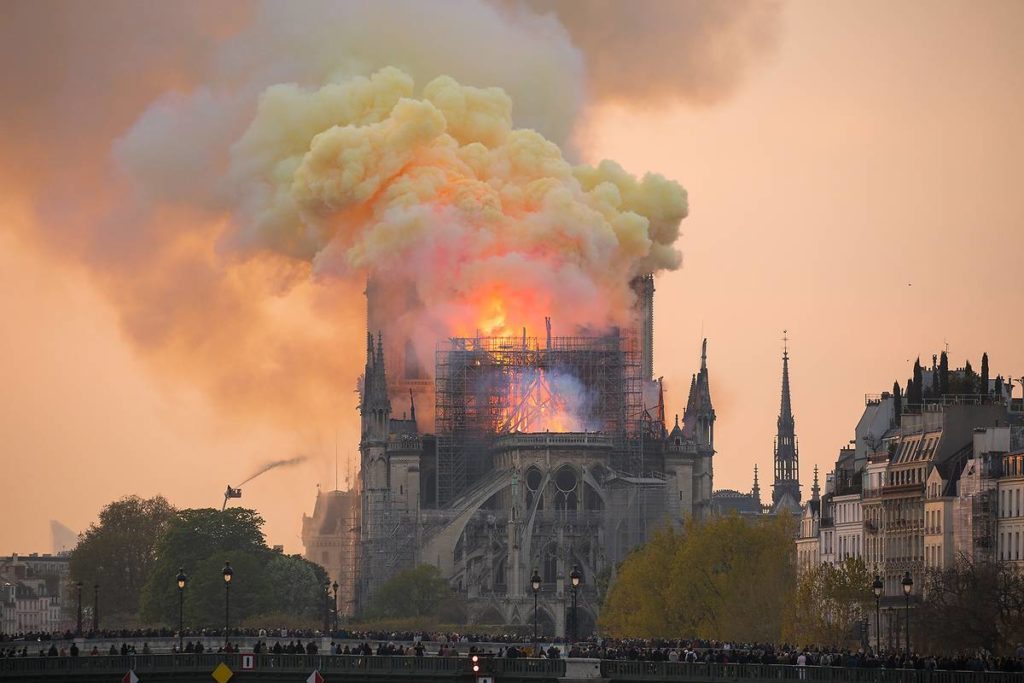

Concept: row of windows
[[895, 436, 939, 464], [1000, 488, 1023, 518], [889, 467, 925, 486], [999, 530, 1024, 561]]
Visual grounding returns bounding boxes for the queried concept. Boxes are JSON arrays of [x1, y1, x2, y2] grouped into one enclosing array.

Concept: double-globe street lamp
[[530, 569, 541, 646], [176, 568, 187, 653], [569, 565, 582, 644], [222, 562, 233, 647], [872, 574, 883, 654], [901, 571, 914, 654], [332, 581, 340, 633]]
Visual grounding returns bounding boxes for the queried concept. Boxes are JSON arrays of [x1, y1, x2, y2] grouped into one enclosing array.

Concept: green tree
[[600, 514, 796, 641], [981, 352, 990, 396], [910, 358, 923, 407], [785, 556, 873, 647], [140, 507, 327, 628], [892, 381, 902, 426], [68, 496, 176, 625], [366, 564, 466, 622]]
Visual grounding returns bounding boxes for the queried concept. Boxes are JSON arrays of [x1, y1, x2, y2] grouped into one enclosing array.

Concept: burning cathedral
[[302, 273, 715, 636]]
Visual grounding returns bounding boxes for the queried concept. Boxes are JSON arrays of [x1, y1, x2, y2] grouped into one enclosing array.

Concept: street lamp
[[332, 581, 339, 634], [75, 581, 82, 636], [324, 581, 332, 633], [222, 562, 233, 647], [92, 584, 99, 632], [530, 569, 541, 647], [569, 565, 582, 644], [176, 568, 187, 653], [871, 574, 883, 653], [901, 571, 913, 654]]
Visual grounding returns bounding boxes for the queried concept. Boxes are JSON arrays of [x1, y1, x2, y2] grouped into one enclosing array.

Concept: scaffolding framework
[[434, 332, 644, 507]]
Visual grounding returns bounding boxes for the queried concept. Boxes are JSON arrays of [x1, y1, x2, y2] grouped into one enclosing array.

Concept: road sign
[[306, 670, 325, 683], [241, 654, 255, 670], [122, 672, 139, 683], [211, 662, 233, 683]]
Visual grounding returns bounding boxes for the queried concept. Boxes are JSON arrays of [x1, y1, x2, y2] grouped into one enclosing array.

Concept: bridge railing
[[600, 661, 1017, 683], [0, 654, 473, 678]]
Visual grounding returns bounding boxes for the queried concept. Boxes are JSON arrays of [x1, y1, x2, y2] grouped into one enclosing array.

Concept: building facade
[[0, 554, 71, 635]]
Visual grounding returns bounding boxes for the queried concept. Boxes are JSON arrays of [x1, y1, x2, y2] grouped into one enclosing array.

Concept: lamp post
[[872, 574, 883, 653], [531, 569, 541, 647], [75, 581, 82, 636], [92, 584, 99, 632], [222, 562, 233, 647], [901, 571, 913, 654], [569, 565, 581, 644], [324, 581, 332, 633], [332, 581, 339, 634], [176, 569, 187, 653]]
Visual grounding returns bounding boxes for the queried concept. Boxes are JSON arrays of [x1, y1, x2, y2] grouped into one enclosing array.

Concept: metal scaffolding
[[434, 330, 644, 507]]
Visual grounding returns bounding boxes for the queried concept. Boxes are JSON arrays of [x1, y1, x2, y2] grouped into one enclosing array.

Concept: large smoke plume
[[1, 0, 781, 436]]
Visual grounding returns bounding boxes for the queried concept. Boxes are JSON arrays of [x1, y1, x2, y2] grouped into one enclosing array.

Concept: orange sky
[[2, 1, 1023, 554]]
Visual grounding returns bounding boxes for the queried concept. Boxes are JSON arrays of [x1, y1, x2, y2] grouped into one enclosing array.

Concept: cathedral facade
[[339, 276, 715, 636]]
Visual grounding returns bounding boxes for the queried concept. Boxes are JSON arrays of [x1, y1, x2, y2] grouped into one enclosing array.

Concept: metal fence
[[0, 654, 472, 678], [600, 661, 1019, 683]]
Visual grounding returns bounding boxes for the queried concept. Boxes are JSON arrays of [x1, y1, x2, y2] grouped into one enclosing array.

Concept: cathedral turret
[[772, 332, 801, 509], [682, 338, 715, 451], [752, 465, 761, 506], [680, 339, 715, 519], [811, 465, 820, 502], [360, 331, 391, 444]]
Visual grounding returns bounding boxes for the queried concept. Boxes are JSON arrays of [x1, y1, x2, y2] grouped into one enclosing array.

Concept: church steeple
[[772, 331, 801, 509], [752, 464, 761, 506], [361, 330, 391, 443], [682, 338, 715, 451], [811, 465, 820, 502]]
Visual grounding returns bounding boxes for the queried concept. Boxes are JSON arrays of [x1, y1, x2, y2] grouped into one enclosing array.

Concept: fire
[[498, 368, 590, 433]]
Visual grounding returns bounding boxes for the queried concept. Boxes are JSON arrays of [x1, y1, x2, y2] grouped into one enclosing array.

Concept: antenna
[[335, 430, 339, 492]]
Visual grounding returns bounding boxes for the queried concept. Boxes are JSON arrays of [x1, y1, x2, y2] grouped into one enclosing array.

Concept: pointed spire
[[367, 332, 374, 365], [409, 389, 416, 424], [811, 465, 820, 501], [675, 414, 680, 429], [772, 331, 800, 508], [701, 338, 707, 371], [779, 331, 793, 432], [752, 465, 761, 504]]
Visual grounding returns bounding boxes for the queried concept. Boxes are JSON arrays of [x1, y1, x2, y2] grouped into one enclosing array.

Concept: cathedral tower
[[358, 332, 391, 606], [772, 333, 801, 510], [682, 338, 715, 516]]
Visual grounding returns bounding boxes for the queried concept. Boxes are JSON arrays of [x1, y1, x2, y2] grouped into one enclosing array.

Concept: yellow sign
[[211, 662, 234, 683]]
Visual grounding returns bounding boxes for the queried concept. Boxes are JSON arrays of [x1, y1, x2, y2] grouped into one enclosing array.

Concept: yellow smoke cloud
[[227, 67, 686, 342]]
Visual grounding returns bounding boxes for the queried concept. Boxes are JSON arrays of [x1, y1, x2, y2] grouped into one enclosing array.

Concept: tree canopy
[[68, 495, 176, 624], [365, 564, 466, 623], [916, 558, 1024, 655], [785, 556, 872, 647], [600, 514, 796, 641], [139, 507, 329, 629]]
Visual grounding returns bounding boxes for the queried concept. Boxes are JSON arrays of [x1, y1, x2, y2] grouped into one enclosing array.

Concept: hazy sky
[[2, 0, 1022, 554]]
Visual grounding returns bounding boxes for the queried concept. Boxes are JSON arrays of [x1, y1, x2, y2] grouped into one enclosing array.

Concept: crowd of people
[[3, 631, 1024, 673]]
